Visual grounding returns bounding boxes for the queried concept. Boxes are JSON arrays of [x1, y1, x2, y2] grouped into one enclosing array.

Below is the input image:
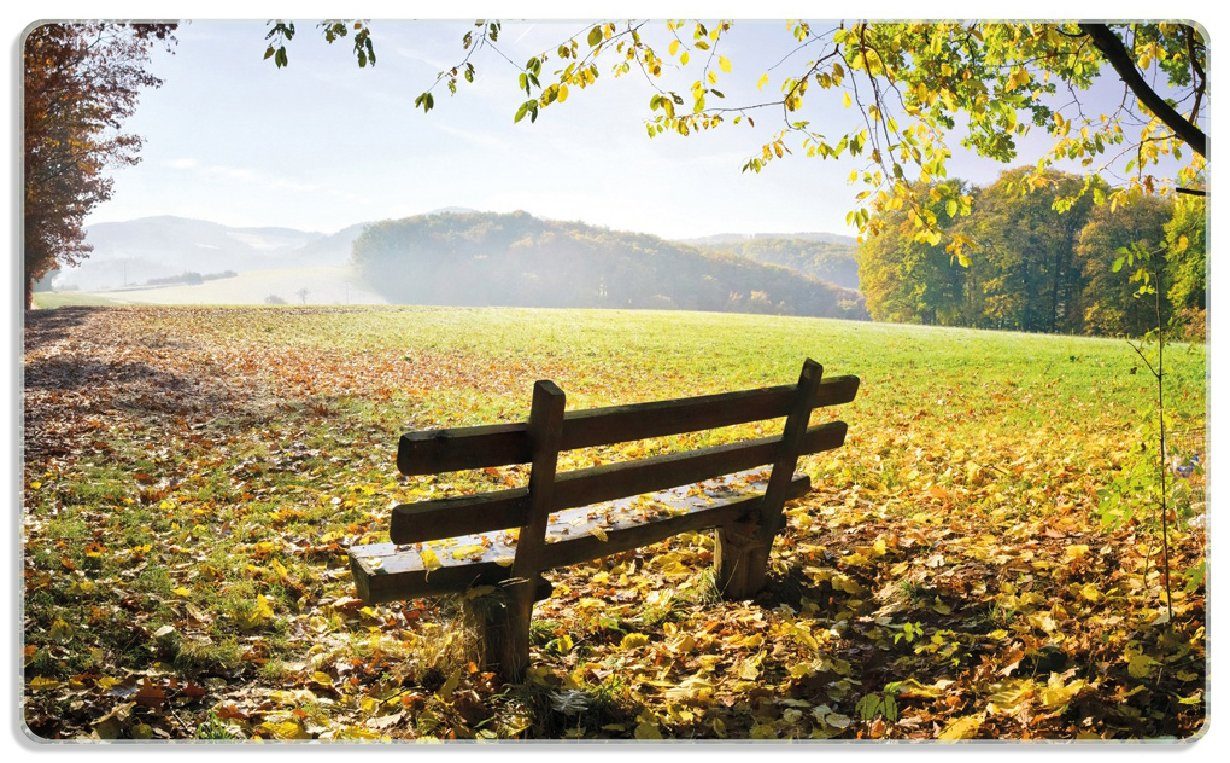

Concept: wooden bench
[[348, 359, 859, 682]]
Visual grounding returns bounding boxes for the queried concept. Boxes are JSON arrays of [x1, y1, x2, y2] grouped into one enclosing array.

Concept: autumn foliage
[[23, 22, 173, 307], [23, 306, 1206, 740]]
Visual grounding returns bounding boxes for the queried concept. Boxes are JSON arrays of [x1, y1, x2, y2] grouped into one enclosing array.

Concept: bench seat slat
[[353, 471, 810, 603], [390, 421, 846, 544], [398, 375, 859, 475]]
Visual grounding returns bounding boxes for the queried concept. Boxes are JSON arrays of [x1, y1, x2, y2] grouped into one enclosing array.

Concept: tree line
[[858, 168, 1206, 339]]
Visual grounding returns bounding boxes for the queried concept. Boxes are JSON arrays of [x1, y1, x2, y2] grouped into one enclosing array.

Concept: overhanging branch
[[1079, 23, 1207, 158]]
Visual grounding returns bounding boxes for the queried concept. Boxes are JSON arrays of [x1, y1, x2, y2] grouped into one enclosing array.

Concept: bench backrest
[[390, 359, 859, 577]]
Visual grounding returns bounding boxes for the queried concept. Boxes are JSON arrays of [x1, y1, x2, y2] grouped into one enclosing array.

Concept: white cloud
[[166, 159, 321, 194]]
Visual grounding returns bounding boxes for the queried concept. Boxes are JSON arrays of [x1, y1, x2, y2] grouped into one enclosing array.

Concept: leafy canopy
[[267, 20, 1207, 255], [23, 22, 175, 306]]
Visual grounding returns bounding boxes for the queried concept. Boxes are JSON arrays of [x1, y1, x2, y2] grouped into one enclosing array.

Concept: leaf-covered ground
[[23, 306, 1207, 740]]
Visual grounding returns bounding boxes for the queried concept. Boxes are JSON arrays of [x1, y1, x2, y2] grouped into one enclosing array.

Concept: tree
[[1076, 193, 1172, 336], [858, 180, 968, 325], [269, 20, 1206, 252], [1163, 194, 1206, 339], [855, 166, 1205, 338], [959, 169, 1098, 333], [23, 22, 174, 308]]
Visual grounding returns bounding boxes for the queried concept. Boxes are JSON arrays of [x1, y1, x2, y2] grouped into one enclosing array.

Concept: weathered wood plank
[[397, 423, 527, 476], [541, 475, 811, 569], [352, 472, 810, 602], [722, 359, 823, 599], [760, 360, 824, 538], [396, 374, 859, 476], [552, 421, 844, 512], [503, 380, 566, 682], [390, 488, 528, 545], [389, 421, 846, 544]]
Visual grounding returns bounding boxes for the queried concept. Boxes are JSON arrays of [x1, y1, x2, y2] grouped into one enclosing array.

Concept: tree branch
[[1079, 23, 1207, 158]]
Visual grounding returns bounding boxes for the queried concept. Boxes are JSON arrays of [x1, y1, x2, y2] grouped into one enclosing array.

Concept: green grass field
[[23, 305, 1207, 740]]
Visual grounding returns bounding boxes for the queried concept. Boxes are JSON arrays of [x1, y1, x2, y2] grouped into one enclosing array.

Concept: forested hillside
[[858, 168, 1206, 338], [352, 211, 867, 319], [689, 237, 861, 290]]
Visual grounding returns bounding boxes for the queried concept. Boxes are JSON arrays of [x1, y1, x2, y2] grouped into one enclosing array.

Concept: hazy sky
[[88, 20, 1187, 239]]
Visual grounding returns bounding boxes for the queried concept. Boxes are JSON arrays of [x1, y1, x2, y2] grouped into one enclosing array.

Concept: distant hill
[[686, 236, 862, 291], [60, 216, 330, 290], [55, 214, 864, 311], [72, 266, 386, 306], [680, 231, 857, 247], [352, 211, 866, 319], [62, 208, 502, 292]]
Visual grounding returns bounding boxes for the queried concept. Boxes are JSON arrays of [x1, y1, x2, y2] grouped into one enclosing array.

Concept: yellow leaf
[[260, 719, 310, 740], [938, 713, 984, 740], [620, 633, 650, 650], [450, 544, 485, 559], [842, 91, 852, 108], [739, 659, 759, 680], [987, 679, 1034, 715], [1064, 544, 1090, 562], [590, 526, 609, 542], [241, 594, 276, 628], [668, 39, 680, 56], [1039, 674, 1088, 709], [1126, 649, 1158, 679], [757, 72, 769, 90], [718, 55, 732, 73], [420, 548, 442, 571], [310, 671, 333, 687]]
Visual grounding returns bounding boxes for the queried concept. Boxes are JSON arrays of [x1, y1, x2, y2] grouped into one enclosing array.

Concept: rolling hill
[[62, 216, 328, 290], [683, 233, 861, 290], [52, 212, 865, 318], [351, 211, 866, 319]]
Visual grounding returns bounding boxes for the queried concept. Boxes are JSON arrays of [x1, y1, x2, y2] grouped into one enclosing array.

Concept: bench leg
[[462, 577, 549, 684], [714, 521, 771, 599], [463, 587, 530, 684]]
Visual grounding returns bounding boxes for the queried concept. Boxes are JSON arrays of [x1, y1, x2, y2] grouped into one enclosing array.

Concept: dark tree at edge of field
[[23, 22, 174, 308]]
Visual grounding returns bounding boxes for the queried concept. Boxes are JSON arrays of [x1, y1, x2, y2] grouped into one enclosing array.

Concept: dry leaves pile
[[23, 306, 1206, 740]]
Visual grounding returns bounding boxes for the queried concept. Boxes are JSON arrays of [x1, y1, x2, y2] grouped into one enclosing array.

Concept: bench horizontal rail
[[356, 474, 811, 602], [391, 421, 845, 544], [398, 374, 859, 476]]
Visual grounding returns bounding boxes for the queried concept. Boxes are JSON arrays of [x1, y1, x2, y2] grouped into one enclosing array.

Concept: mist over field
[[46, 210, 863, 317]]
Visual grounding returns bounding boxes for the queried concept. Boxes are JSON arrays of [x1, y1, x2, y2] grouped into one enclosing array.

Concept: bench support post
[[462, 577, 552, 675], [485, 380, 565, 683], [716, 359, 822, 599], [714, 519, 770, 599]]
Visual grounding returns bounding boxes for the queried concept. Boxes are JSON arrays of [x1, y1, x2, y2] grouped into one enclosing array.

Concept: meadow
[[22, 305, 1207, 740]]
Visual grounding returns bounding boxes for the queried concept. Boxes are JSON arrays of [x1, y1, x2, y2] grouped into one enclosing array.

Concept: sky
[[86, 19, 1191, 239]]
